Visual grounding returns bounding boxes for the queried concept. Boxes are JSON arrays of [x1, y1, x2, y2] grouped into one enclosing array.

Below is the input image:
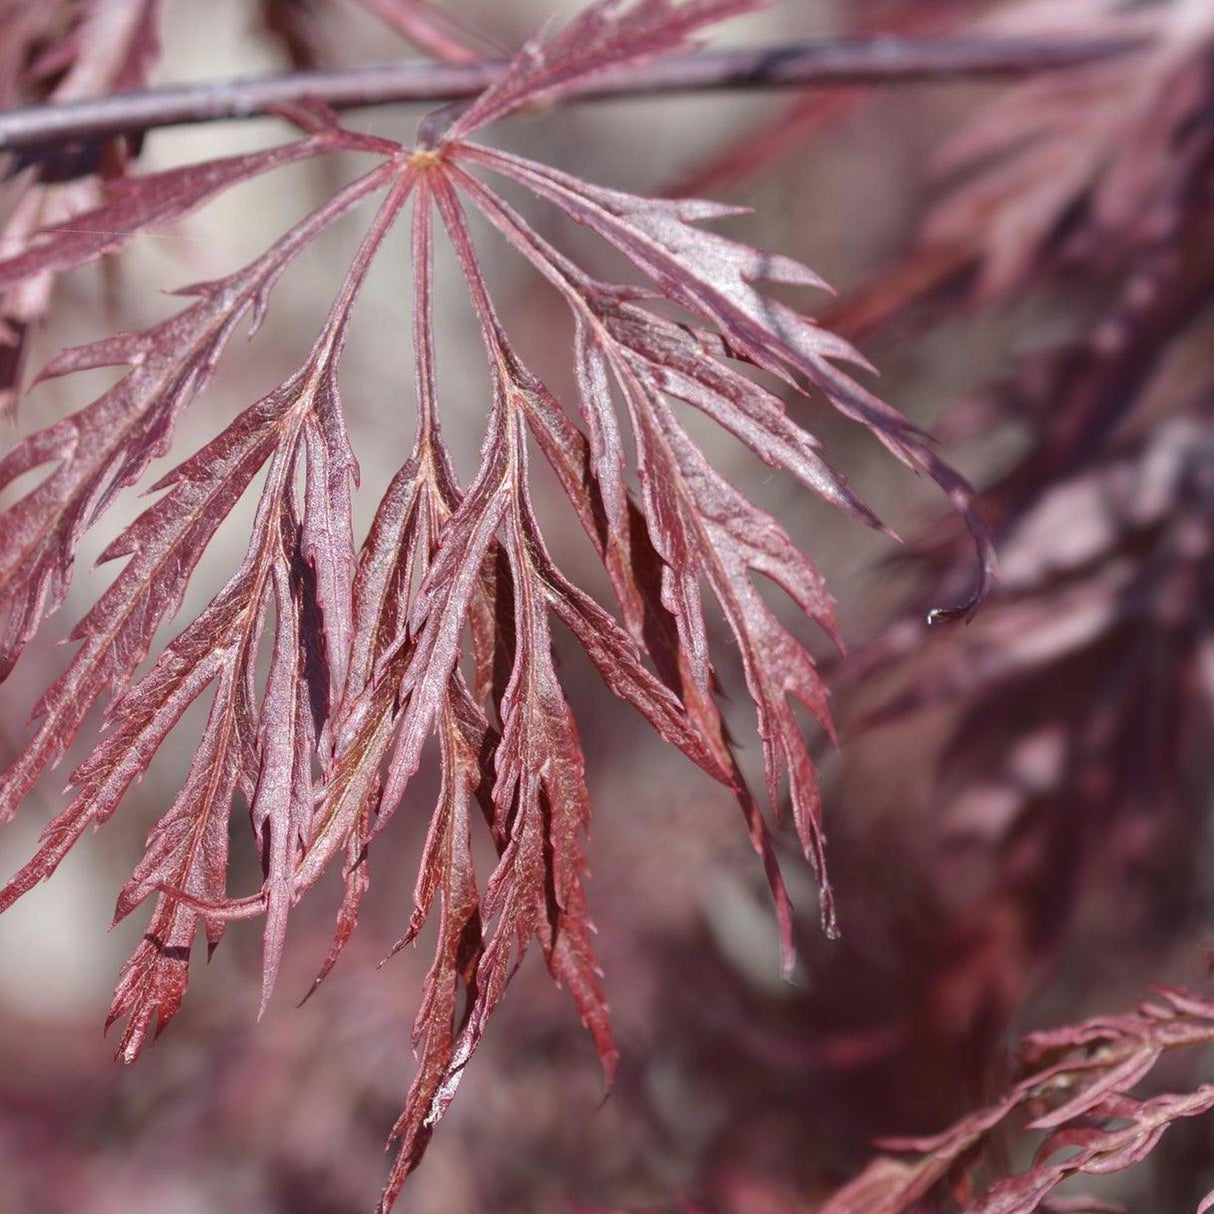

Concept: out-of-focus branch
[[0, 35, 1148, 154]]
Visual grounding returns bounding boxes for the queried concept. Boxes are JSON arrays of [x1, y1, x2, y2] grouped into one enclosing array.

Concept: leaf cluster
[[0, 2, 991, 1205]]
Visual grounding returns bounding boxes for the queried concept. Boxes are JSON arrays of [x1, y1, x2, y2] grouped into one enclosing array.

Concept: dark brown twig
[[0, 35, 1149, 154]]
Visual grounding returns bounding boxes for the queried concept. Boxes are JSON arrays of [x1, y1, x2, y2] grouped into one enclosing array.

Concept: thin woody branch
[[0, 35, 1148, 154]]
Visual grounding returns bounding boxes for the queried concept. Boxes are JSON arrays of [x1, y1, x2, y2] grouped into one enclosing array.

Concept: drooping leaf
[[0, 4, 1002, 1205]]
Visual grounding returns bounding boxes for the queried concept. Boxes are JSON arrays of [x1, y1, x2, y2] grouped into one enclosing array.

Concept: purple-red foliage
[[823, 985, 1214, 1214], [0, 2, 993, 1206]]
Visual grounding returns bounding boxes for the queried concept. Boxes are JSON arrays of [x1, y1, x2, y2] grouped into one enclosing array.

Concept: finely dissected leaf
[[825, 987, 1214, 1214], [0, 3, 1000, 1205]]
